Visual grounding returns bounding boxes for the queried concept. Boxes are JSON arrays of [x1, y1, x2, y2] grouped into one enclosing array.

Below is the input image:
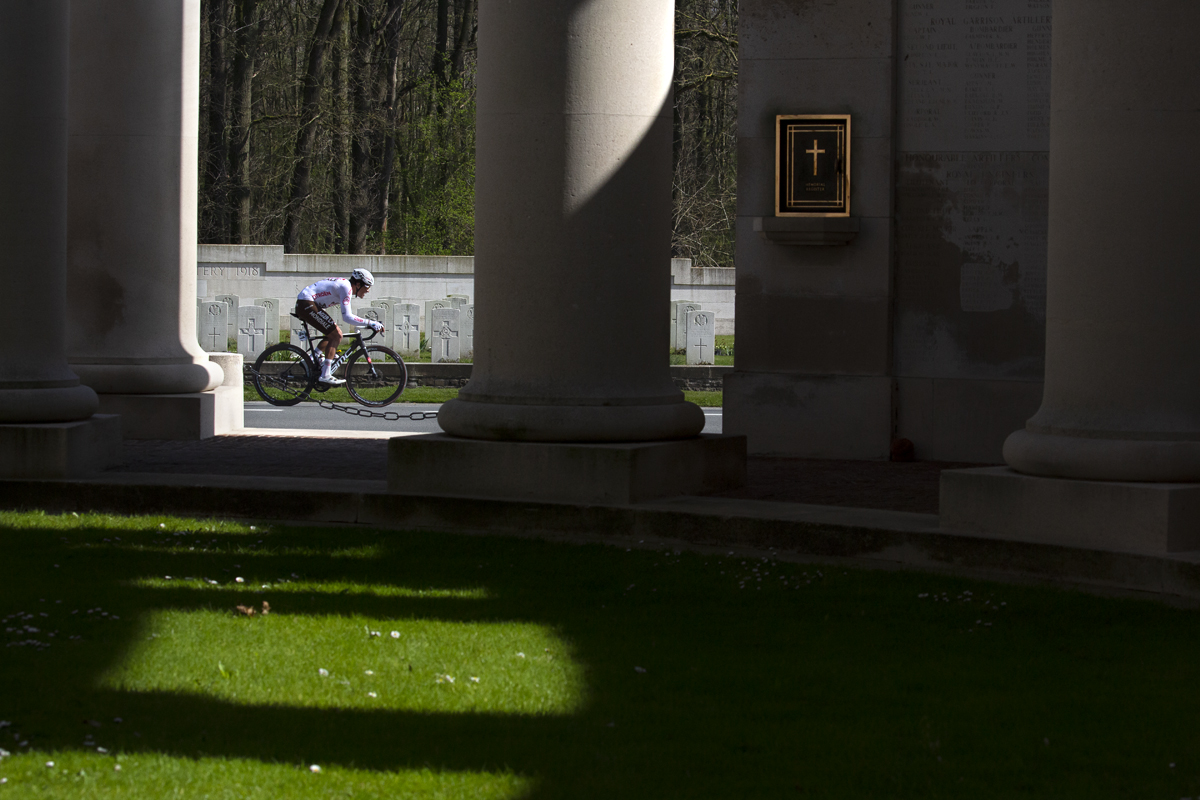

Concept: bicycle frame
[[293, 317, 379, 370]]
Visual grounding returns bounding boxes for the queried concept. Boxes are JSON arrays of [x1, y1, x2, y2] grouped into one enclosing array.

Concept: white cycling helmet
[[350, 268, 375, 288]]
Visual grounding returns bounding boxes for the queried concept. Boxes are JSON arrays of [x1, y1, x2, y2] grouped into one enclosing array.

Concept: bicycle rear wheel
[[253, 344, 316, 406], [345, 345, 407, 407]]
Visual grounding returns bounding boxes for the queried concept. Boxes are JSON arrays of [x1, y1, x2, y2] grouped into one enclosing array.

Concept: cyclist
[[295, 268, 385, 386]]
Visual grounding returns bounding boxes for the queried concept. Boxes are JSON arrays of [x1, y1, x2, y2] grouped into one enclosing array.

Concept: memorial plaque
[[775, 114, 851, 216]]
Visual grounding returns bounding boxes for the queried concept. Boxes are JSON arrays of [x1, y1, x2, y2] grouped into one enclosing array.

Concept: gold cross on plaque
[[806, 139, 825, 175]]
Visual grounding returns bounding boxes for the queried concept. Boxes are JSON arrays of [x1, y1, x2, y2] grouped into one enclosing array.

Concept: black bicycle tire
[[345, 345, 407, 407], [252, 344, 316, 406]]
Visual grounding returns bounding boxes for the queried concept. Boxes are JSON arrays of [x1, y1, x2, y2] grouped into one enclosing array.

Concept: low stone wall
[[670, 365, 731, 392], [248, 363, 729, 392]]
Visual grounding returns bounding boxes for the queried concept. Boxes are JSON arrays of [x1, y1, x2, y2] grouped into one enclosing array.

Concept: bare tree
[[282, 0, 344, 253]]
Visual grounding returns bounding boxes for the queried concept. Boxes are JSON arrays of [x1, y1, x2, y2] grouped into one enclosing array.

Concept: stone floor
[[105, 436, 989, 514]]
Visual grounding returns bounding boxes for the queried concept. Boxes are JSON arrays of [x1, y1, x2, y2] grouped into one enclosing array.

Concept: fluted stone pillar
[[941, 0, 1200, 553], [66, 0, 223, 404], [0, 0, 98, 424], [391, 0, 744, 504], [1003, 0, 1200, 482], [0, 0, 119, 477], [437, 0, 703, 442]]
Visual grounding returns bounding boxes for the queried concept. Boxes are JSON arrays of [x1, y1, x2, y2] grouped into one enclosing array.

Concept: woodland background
[[198, 0, 737, 269]]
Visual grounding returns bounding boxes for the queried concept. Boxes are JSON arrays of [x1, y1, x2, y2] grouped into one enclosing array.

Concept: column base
[[940, 466, 1200, 554], [437, 397, 705, 442], [388, 433, 746, 504], [0, 415, 121, 478], [97, 388, 243, 440], [1005, 428, 1200, 482]]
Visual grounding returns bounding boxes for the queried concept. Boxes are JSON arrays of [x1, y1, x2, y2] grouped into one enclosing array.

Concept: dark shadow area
[[105, 436, 388, 478], [105, 439, 989, 514], [707, 457, 993, 514]]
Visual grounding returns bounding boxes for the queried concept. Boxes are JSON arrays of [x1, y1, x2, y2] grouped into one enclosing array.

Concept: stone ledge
[[97, 391, 242, 440], [753, 216, 860, 245], [389, 433, 747, 504], [0, 415, 121, 479], [941, 466, 1200, 554]]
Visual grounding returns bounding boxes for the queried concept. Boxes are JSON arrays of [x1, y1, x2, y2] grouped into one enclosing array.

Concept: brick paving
[[106, 435, 991, 514]]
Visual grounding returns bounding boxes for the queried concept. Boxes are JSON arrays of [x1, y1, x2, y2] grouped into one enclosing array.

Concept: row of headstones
[[671, 301, 717, 365], [197, 294, 475, 362]]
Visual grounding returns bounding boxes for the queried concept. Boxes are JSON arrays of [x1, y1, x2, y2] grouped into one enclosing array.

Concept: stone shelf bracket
[[753, 216, 860, 246]]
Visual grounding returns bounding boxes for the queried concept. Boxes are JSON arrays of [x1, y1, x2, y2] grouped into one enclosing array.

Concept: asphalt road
[[245, 401, 724, 434]]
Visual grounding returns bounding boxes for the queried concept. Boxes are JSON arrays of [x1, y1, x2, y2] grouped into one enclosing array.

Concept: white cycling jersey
[[298, 278, 374, 328]]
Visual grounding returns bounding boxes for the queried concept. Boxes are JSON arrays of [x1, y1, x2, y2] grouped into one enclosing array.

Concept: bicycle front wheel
[[345, 345, 407, 407], [253, 344, 316, 406]]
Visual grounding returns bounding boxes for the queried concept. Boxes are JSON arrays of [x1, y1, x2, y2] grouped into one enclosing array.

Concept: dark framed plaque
[[775, 114, 851, 217]]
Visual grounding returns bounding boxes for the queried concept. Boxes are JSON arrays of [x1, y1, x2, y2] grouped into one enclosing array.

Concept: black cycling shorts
[[295, 299, 338, 336]]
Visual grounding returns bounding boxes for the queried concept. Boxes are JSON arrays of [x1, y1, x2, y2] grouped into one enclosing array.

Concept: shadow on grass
[[3, 515, 1200, 798]]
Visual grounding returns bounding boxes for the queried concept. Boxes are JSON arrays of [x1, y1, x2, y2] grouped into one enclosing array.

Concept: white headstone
[[237, 305, 271, 360], [197, 300, 229, 352], [215, 294, 240, 339], [430, 307, 461, 363], [253, 297, 283, 345], [394, 303, 420, 357], [462, 304, 475, 360], [357, 305, 391, 349], [447, 293, 470, 304], [424, 299, 450, 333], [685, 310, 716, 365], [289, 315, 310, 349], [673, 301, 702, 352]]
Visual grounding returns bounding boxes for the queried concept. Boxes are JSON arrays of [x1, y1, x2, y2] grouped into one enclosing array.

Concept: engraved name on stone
[[198, 264, 263, 277], [899, 0, 1051, 151]]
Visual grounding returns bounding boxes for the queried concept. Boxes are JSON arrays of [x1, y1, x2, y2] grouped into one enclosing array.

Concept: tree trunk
[[203, 0, 230, 243], [228, 0, 262, 244], [434, 0, 449, 84], [348, 2, 376, 255], [449, 0, 476, 81], [332, 0, 351, 253], [282, 0, 344, 254]]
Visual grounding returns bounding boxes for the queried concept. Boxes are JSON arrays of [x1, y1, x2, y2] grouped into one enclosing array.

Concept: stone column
[[0, 0, 98, 424], [437, 0, 703, 442], [1003, 0, 1200, 482], [66, 0, 222, 397]]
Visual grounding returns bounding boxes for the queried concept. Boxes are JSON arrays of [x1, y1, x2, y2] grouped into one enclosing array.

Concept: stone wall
[[728, 0, 1049, 463], [198, 245, 735, 336]]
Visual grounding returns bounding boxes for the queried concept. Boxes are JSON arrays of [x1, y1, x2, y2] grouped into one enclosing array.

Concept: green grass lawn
[[2, 510, 1199, 798]]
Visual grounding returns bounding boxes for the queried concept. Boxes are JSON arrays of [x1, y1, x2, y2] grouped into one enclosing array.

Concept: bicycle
[[251, 314, 408, 408]]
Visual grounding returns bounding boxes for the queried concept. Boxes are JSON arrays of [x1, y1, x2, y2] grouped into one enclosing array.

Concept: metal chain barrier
[[248, 365, 438, 421], [314, 397, 438, 421]]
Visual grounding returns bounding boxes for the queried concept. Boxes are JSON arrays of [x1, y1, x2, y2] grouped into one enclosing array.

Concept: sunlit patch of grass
[[683, 390, 722, 407], [0, 750, 530, 799], [100, 610, 583, 714]]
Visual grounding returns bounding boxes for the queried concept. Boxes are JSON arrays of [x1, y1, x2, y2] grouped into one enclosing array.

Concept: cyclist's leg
[[296, 300, 341, 377]]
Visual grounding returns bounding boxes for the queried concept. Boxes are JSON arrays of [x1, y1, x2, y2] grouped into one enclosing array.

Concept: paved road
[[245, 401, 724, 434]]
